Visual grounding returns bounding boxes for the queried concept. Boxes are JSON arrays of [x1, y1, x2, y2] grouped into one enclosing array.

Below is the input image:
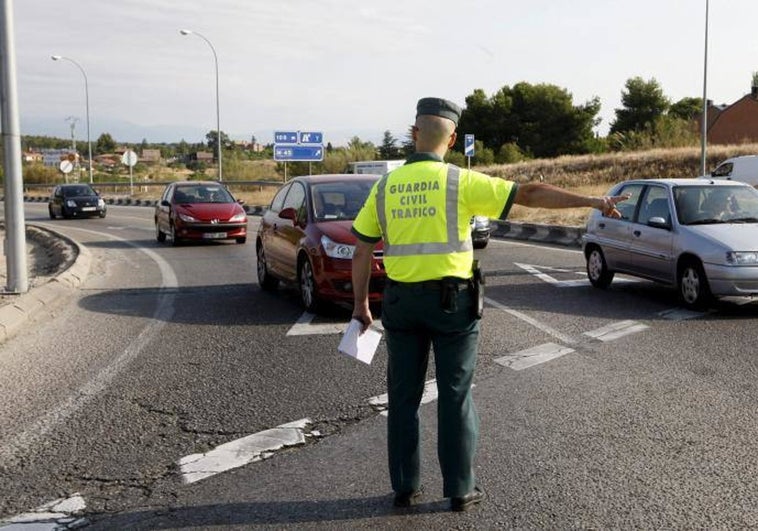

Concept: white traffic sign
[[59, 160, 73, 174], [121, 150, 138, 167]]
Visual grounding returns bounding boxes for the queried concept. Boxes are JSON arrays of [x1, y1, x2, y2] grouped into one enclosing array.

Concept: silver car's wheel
[[678, 260, 712, 309], [586, 247, 614, 288], [256, 244, 279, 291], [299, 258, 321, 312]]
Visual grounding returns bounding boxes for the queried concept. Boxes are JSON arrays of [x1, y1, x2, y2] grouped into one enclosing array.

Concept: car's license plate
[[81, 206, 96, 211], [203, 232, 227, 239]]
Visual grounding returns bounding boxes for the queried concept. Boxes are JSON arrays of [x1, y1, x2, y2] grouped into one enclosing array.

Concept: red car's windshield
[[311, 181, 375, 221], [174, 185, 235, 204]]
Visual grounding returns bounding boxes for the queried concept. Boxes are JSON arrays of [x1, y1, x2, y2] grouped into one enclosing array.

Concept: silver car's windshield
[[674, 185, 758, 225]]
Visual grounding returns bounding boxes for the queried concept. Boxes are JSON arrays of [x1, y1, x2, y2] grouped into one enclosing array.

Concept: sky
[[9, 0, 758, 148]]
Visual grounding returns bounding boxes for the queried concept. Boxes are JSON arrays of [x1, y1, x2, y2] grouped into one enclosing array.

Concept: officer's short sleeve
[[462, 169, 517, 220], [351, 181, 383, 243]]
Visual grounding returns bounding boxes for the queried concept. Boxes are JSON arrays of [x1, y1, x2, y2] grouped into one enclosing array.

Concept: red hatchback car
[[256, 174, 385, 312], [155, 181, 248, 245]]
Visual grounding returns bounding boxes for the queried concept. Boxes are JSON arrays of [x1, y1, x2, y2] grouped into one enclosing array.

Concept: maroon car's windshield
[[311, 181, 376, 221]]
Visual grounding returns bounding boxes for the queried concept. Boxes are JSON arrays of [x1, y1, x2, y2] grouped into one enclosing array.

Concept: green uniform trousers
[[381, 280, 480, 498]]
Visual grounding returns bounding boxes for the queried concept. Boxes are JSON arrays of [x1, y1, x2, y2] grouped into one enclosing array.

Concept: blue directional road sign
[[298, 131, 323, 145], [274, 131, 299, 144], [274, 145, 324, 162], [465, 134, 475, 157]]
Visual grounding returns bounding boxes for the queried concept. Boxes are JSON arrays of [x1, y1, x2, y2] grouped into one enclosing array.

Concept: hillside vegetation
[[490, 143, 758, 226]]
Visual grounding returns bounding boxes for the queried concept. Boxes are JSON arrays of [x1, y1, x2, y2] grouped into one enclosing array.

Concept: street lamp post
[[700, 0, 710, 176], [180, 29, 222, 181], [51, 55, 93, 183]]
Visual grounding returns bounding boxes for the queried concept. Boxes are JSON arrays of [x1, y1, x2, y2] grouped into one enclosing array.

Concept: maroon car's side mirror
[[279, 207, 298, 221]]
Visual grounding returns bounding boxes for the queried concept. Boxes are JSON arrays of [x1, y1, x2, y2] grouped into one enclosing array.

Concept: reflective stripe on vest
[[376, 164, 473, 257]]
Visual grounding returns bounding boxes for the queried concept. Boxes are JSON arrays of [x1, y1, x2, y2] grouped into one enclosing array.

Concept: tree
[[378, 130, 401, 159], [610, 77, 670, 134], [669, 97, 703, 121], [457, 83, 601, 158], [95, 132, 116, 154], [205, 130, 231, 157], [400, 125, 415, 157]]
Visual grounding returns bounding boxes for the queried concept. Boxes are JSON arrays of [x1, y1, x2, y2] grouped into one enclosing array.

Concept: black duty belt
[[387, 277, 470, 290]]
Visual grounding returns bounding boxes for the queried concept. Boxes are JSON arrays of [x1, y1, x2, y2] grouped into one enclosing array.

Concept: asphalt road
[[2, 203, 758, 529]]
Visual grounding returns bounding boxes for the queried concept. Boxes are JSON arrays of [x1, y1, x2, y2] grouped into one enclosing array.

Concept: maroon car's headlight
[[178, 212, 199, 223], [320, 235, 355, 259], [228, 212, 247, 223]]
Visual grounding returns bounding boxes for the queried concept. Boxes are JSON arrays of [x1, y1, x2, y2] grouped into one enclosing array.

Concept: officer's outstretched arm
[[351, 240, 376, 330], [514, 182, 628, 219]]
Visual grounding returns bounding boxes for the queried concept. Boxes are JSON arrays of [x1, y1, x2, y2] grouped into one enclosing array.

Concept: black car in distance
[[48, 183, 107, 219]]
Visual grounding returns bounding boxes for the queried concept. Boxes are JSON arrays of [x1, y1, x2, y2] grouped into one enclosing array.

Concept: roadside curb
[[0, 225, 90, 345], [490, 219, 584, 248]]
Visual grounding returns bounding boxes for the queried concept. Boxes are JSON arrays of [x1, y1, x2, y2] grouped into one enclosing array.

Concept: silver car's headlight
[[726, 251, 758, 265], [321, 234, 355, 259]]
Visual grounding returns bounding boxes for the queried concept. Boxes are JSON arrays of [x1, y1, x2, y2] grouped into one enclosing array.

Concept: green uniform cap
[[416, 97, 462, 126]]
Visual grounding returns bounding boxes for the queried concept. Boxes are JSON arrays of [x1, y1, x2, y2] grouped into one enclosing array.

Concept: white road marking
[[367, 379, 440, 417], [178, 418, 311, 484], [485, 296, 577, 345], [514, 262, 639, 288], [514, 262, 588, 287], [287, 312, 346, 336], [286, 312, 384, 336], [494, 342, 575, 371], [2, 494, 87, 529], [583, 320, 649, 342]]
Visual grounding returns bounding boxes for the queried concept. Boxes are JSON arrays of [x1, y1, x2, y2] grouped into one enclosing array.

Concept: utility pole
[[1, 0, 29, 293]]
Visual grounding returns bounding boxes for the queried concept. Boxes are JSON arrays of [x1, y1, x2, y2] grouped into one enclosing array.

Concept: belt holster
[[471, 260, 485, 319], [440, 278, 459, 314]]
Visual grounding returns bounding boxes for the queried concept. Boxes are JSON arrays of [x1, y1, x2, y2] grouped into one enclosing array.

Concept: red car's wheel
[[299, 258, 322, 313]]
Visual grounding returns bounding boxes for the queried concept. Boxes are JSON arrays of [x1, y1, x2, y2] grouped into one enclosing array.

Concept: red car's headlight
[[178, 212, 199, 223], [321, 235, 355, 259], [228, 212, 247, 223]]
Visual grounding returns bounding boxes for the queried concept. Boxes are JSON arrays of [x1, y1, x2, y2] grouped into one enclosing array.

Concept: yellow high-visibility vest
[[352, 157, 517, 282]]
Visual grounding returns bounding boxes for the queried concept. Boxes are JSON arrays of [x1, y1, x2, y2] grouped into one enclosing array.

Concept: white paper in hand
[[338, 319, 382, 365]]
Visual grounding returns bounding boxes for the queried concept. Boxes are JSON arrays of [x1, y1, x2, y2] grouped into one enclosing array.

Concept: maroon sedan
[[155, 181, 248, 245], [256, 174, 385, 312]]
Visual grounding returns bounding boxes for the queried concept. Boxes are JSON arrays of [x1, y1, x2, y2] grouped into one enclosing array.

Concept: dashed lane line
[[1, 494, 87, 530], [178, 418, 313, 484], [485, 296, 577, 345], [494, 342, 576, 371], [583, 320, 650, 342]]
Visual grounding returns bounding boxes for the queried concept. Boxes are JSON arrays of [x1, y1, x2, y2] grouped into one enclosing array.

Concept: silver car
[[582, 178, 758, 309]]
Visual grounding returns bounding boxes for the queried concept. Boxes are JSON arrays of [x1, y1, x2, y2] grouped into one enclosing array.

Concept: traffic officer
[[350, 97, 626, 512]]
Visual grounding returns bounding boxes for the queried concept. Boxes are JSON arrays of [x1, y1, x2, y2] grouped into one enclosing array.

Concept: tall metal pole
[[1, 0, 29, 293], [700, 0, 709, 176], [180, 29, 222, 181], [51, 55, 93, 183]]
